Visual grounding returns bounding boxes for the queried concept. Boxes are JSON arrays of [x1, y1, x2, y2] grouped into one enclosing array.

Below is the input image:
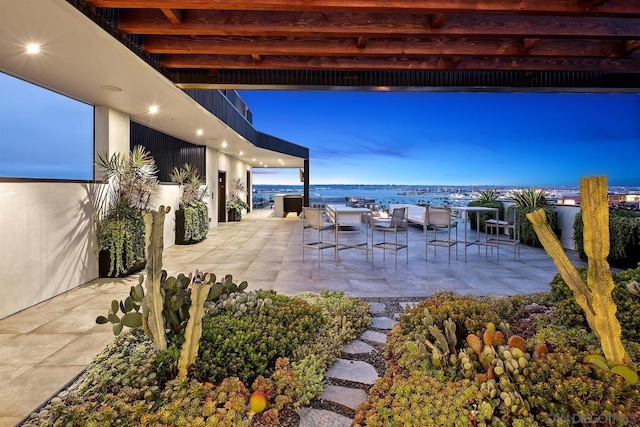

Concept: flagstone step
[[321, 385, 368, 411], [368, 302, 386, 314], [371, 316, 398, 330], [360, 330, 387, 345], [297, 408, 352, 427], [325, 358, 379, 385], [342, 340, 375, 355]]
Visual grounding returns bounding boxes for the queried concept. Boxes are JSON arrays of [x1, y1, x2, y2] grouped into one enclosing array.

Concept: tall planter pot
[[98, 249, 146, 278], [175, 208, 207, 245], [227, 209, 241, 222]]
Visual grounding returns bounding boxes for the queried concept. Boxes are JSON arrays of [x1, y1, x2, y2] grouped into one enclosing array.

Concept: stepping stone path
[[342, 340, 375, 355], [325, 359, 379, 385], [371, 316, 398, 330], [360, 330, 387, 345], [321, 385, 368, 411], [296, 408, 353, 427], [312, 301, 423, 424], [368, 302, 386, 314]]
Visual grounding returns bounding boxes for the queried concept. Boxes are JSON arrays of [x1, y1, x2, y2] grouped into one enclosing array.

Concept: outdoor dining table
[[450, 206, 499, 261], [325, 205, 372, 260]]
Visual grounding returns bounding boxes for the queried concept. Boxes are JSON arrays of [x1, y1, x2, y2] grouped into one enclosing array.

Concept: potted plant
[[94, 146, 159, 277], [171, 164, 210, 244], [467, 188, 505, 232], [226, 178, 249, 221]]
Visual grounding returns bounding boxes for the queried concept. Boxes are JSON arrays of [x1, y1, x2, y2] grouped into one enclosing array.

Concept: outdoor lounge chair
[[485, 206, 520, 260], [372, 206, 408, 268], [425, 206, 458, 263], [302, 207, 337, 266]]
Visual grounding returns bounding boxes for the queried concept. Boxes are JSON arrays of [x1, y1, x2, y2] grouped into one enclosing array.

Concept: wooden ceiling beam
[[626, 40, 640, 53], [144, 36, 623, 59], [118, 10, 640, 39], [429, 14, 448, 29], [85, 0, 640, 17], [161, 54, 640, 72], [356, 37, 368, 49], [160, 8, 182, 25], [523, 37, 542, 52]]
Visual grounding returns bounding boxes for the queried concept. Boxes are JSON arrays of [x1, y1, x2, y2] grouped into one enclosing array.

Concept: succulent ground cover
[[354, 281, 640, 427], [31, 287, 371, 426]]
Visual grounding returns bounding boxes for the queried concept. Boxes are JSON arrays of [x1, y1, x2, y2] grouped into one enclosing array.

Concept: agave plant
[[93, 146, 159, 275], [95, 145, 159, 216], [475, 188, 500, 203], [509, 188, 549, 208], [170, 163, 210, 205]]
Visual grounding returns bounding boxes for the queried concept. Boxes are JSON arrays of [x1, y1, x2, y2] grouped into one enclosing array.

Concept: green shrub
[[193, 295, 325, 384], [39, 330, 161, 427], [353, 372, 486, 427], [520, 353, 640, 426], [467, 200, 505, 232], [529, 324, 600, 355], [574, 210, 640, 268], [386, 293, 500, 365], [97, 206, 145, 276], [182, 200, 208, 242], [515, 206, 558, 248], [293, 290, 372, 342], [484, 293, 554, 325], [549, 265, 640, 342], [141, 377, 250, 426]]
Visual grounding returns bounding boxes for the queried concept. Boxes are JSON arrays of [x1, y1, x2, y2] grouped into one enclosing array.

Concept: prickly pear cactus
[[178, 272, 214, 377], [143, 205, 171, 351], [526, 176, 630, 365]]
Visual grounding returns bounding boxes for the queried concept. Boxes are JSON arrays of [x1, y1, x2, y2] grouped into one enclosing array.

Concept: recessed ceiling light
[[149, 105, 159, 114], [252, 158, 256, 162], [221, 141, 228, 148], [238, 151, 243, 156], [100, 85, 122, 92], [196, 129, 203, 136], [26, 43, 40, 54]]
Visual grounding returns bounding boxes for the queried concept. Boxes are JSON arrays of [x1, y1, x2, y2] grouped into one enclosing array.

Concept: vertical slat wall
[[130, 122, 205, 183]]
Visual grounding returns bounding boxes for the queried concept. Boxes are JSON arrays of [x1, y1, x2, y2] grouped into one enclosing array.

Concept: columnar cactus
[[143, 205, 171, 351], [178, 272, 214, 377], [526, 176, 630, 365]]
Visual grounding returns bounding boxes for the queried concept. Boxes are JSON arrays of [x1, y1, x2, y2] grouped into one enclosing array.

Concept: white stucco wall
[[0, 182, 98, 319], [152, 184, 180, 249], [218, 152, 251, 209], [553, 205, 581, 251]]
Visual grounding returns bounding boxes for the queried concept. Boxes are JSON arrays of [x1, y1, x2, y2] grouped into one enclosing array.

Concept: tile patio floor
[[0, 208, 585, 426]]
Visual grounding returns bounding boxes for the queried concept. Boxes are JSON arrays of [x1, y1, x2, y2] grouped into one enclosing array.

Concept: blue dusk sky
[[239, 90, 640, 188]]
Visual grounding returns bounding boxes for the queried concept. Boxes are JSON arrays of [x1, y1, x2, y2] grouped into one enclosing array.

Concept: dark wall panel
[[130, 122, 206, 183]]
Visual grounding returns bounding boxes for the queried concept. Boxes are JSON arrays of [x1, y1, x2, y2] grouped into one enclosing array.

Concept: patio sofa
[[388, 204, 426, 229]]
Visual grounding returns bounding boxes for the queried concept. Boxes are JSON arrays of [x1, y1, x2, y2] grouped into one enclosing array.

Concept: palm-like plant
[[508, 188, 556, 248], [509, 188, 549, 208], [475, 188, 500, 203], [95, 145, 159, 217], [93, 146, 159, 276], [170, 163, 209, 205]]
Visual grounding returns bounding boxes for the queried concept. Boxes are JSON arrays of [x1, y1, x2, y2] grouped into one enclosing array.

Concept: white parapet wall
[[553, 204, 581, 251], [0, 182, 98, 319], [0, 181, 183, 320]]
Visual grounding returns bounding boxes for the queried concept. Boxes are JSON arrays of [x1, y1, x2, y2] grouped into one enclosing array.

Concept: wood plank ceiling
[[84, 0, 640, 90]]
